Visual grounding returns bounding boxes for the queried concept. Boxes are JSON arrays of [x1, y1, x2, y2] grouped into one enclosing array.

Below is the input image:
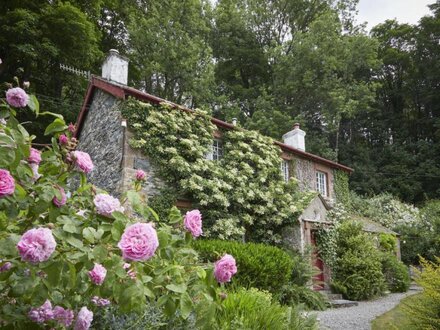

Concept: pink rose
[[53, 306, 74, 327], [214, 254, 237, 284], [135, 169, 146, 181], [88, 263, 107, 285], [71, 151, 94, 173], [53, 186, 67, 207], [59, 134, 68, 145], [17, 228, 56, 264], [91, 296, 111, 307], [184, 209, 203, 238], [0, 169, 15, 197], [93, 193, 124, 217], [0, 262, 12, 272], [6, 87, 29, 108], [28, 300, 54, 323], [68, 123, 76, 133], [28, 148, 41, 164], [118, 223, 159, 261], [74, 307, 93, 330]]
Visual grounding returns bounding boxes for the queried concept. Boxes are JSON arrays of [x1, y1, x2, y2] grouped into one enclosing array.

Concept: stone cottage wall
[[77, 89, 164, 198]]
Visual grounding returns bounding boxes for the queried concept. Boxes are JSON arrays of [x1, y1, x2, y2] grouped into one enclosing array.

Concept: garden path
[[313, 289, 420, 330]]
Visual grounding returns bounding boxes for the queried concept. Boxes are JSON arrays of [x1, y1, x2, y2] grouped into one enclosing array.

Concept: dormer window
[[316, 171, 327, 196], [281, 160, 289, 182], [206, 139, 223, 161]]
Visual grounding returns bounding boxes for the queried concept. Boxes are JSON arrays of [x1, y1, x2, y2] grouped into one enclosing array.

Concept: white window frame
[[281, 160, 289, 182], [206, 139, 223, 161], [316, 171, 328, 196]]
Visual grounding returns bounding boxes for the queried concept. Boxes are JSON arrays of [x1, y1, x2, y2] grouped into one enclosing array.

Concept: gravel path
[[313, 290, 420, 330]]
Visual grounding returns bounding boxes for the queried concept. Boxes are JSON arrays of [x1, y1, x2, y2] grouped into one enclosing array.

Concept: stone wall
[[77, 89, 165, 198], [77, 89, 124, 194]]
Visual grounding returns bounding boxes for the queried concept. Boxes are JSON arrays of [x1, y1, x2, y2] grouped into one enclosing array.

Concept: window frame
[[206, 139, 223, 161], [316, 170, 328, 196], [281, 160, 290, 182]]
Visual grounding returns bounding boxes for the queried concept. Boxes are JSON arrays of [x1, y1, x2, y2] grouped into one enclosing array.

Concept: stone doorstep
[[319, 290, 343, 300], [329, 299, 359, 308]]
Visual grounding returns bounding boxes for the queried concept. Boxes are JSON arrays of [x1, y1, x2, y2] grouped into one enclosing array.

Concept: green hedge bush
[[193, 239, 294, 294], [332, 221, 386, 300], [214, 288, 317, 330], [381, 253, 410, 293]]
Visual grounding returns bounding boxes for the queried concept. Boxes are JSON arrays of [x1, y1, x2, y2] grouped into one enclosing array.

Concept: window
[[206, 139, 223, 161], [281, 160, 289, 182], [316, 171, 327, 196]]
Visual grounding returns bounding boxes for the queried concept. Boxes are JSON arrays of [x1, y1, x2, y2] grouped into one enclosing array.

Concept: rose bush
[[0, 83, 233, 329]]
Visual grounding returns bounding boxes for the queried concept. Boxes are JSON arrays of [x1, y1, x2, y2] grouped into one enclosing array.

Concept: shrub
[[404, 257, 440, 329], [193, 239, 294, 294], [332, 221, 386, 300], [380, 253, 410, 293], [278, 284, 327, 311], [214, 288, 317, 330], [0, 86, 222, 329]]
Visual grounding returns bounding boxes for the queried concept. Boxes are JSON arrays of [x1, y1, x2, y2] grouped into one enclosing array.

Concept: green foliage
[[332, 221, 386, 300], [121, 98, 307, 243], [193, 239, 294, 294], [334, 170, 351, 208], [278, 284, 327, 311], [378, 233, 397, 254], [214, 288, 318, 330], [380, 253, 410, 293], [0, 90, 221, 328], [404, 257, 440, 329]]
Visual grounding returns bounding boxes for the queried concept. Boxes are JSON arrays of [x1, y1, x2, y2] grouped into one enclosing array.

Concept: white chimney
[[282, 123, 306, 151], [101, 49, 129, 85]]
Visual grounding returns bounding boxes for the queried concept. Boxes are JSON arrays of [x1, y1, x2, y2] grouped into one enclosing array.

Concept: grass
[[371, 293, 421, 330]]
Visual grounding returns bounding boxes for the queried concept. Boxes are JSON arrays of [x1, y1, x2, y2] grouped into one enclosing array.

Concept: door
[[310, 230, 324, 290]]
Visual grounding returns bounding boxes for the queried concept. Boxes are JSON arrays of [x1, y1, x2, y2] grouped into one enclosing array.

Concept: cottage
[[74, 50, 396, 290]]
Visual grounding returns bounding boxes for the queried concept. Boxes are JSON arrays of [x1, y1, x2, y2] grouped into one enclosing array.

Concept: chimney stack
[[282, 123, 306, 151], [101, 49, 129, 85]]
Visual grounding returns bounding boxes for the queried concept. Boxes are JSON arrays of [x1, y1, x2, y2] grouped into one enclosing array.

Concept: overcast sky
[[356, 0, 434, 31]]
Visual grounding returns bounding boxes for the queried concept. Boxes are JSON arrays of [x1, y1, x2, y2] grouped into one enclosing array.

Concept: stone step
[[329, 299, 359, 308], [319, 290, 343, 300]]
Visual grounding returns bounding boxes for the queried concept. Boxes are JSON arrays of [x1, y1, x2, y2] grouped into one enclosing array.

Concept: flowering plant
[[0, 82, 226, 328]]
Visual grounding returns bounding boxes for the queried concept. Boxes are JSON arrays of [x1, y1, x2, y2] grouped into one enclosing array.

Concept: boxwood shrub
[[193, 239, 294, 294]]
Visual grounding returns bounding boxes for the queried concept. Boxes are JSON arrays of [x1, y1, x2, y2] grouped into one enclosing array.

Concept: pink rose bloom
[[28, 148, 42, 164], [0, 169, 15, 197], [135, 169, 146, 181], [214, 254, 237, 284], [184, 209, 203, 238], [93, 193, 124, 217], [88, 263, 107, 285], [17, 228, 56, 264], [74, 306, 93, 330], [71, 151, 94, 173], [6, 87, 29, 108], [91, 296, 111, 307], [59, 134, 68, 145], [28, 300, 54, 323], [52, 186, 67, 207], [53, 306, 74, 327], [118, 223, 159, 261], [68, 123, 76, 133], [0, 262, 12, 272]]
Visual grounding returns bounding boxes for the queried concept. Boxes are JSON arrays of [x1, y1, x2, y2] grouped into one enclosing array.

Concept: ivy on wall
[[334, 170, 351, 208], [121, 98, 312, 243]]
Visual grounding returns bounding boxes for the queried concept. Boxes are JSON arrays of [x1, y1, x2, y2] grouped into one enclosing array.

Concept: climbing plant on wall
[[121, 98, 312, 244], [333, 170, 351, 208]]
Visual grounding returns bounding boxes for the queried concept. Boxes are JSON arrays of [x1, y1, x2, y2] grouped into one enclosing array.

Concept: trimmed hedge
[[381, 253, 410, 293], [193, 239, 294, 294]]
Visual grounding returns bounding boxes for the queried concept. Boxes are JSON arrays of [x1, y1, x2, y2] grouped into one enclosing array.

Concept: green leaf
[[166, 283, 187, 293], [44, 118, 67, 136], [92, 245, 108, 262], [66, 236, 83, 249], [63, 223, 78, 234], [67, 262, 77, 289], [27, 94, 39, 115], [39, 111, 64, 119], [179, 292, 193, 319], [44, 261, 63, 288], [196, 267, 206, 279], [0, 147, 15, 167], [0, 133, 16, 148], [111, 219, 126, 241], [83, 227, 96, 243], [168, 206, 182, 224]]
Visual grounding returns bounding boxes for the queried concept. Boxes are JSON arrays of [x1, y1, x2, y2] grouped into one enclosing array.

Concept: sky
[[356, 0, 434, 31]]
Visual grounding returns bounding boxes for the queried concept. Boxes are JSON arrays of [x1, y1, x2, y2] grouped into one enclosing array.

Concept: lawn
[[371, 293, 421, 330]]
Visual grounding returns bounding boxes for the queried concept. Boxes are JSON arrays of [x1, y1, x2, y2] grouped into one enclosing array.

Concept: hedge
[[193, 239, 294, 294]]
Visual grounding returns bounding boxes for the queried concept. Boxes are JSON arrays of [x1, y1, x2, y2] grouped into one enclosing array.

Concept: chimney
[[282, 123, 306, 151], [101, 49, 129, 85]]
